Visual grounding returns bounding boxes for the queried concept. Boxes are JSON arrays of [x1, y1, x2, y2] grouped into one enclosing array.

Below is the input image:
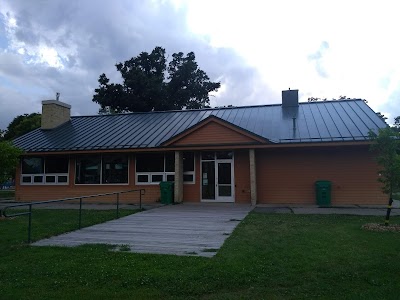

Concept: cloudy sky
[[1, 0, 399, 130]]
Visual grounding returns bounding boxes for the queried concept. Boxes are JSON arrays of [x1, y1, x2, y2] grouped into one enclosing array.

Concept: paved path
[[33, 204, 253, 257], [255, 201, 400, 216]]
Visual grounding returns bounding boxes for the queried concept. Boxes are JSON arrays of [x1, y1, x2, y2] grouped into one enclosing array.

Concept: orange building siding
[[173, 122, 258, 146], [15, 145, 386, 205], [182, 152, 201, 202], [256, 145, 386, 205], [234, 150, 251, 203]]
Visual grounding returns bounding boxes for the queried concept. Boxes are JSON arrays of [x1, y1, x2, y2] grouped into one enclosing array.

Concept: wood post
[[174, 151, 183, 203], [249, 149, 257, 206]]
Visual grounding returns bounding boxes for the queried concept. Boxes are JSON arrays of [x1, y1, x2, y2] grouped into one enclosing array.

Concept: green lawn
[[0, 189, 15, 199], [1, 211, 400, 299]]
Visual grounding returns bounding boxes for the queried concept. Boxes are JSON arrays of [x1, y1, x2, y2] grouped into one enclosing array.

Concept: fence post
[[116, 193, 120, 219], [79, 198, 82, 229], [28, 204, 32, 244], [140, 189, 143, 210]]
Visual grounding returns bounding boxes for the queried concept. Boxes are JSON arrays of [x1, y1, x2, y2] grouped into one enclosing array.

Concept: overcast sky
[[1, 0, 399, 130]]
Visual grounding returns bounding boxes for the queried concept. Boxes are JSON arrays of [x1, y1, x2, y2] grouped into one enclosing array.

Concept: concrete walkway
[[255, 200, 400, 216], [33, 204, 253, 257]]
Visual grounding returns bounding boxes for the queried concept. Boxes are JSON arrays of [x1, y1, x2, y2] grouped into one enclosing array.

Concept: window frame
[[20, 156, 70, 185], [135, 152, 196, 185], [75, 154, 129, 186]]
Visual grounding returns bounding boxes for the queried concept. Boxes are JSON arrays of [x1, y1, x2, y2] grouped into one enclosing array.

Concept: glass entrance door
[[201, 151, 234, 202], [201, 161, 215, 200], [216, 161, 233, 202]]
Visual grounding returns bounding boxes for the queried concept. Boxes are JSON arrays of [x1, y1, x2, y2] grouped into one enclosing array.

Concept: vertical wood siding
[[15, 145, 386, 205], [256, 146, 386, 204], [182, 152, 201, 202], [173, 122, 257, 145], [234, 150, 251, 203]]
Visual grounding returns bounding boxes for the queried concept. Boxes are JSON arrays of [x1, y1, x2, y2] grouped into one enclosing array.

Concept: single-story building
[[13, 90, 387, 205]]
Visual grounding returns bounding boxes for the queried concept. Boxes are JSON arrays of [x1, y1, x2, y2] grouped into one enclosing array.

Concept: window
[[75, 154, 128, 185], [136, 153, 164, 172], [136, 152, 195, 184], [22, 157, 44, 174], [75, 156, 101, 184], [183, 152, 195, 184], [102, 155, 128, 184], [21, 156, 69, 185]]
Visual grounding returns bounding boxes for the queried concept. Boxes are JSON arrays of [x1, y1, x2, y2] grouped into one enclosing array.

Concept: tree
[[92, 47, 220, 113], [0, 129, 5, 141], [0, 141, 22, 183], [4, 113, 41, 140], [376, 112, 388, 122], [369, 127, 400, 225], [393, 116, 400, 133]]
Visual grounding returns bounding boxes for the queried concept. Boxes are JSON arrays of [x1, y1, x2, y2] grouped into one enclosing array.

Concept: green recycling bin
[[159, 181, 174, 204], [315, 180, 331, 206]]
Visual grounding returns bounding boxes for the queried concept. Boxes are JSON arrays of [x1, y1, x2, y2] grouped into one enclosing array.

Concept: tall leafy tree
[[369, 126, 400, 225], [0, 129, 5, 141], [4, 113, 41, 140], [93, 47, 220, 112], [0, 141, 22, 183], [393, 116, 400, 133]]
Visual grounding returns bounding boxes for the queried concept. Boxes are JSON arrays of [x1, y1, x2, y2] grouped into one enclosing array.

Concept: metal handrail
[[3, 189, 145, 243]]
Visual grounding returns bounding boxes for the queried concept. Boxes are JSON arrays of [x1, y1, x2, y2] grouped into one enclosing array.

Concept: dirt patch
[[362, 223, 400, 233]]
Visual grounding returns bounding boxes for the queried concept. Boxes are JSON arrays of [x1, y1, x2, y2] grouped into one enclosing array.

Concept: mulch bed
[[362, 223, 400, 233]]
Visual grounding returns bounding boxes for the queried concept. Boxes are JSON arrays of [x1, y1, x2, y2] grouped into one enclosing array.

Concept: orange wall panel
[[182, 152, 201, 202], [256, 146, 386, 205], [15, 146, 385, 205], [234, 150, 251, 203], [173, 122, 256, 146]]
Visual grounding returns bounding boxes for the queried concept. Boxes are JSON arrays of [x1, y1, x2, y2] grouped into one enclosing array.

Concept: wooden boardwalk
[[33, 203, 253, 257]]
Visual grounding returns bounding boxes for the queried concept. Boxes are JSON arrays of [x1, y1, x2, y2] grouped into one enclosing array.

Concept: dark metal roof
[[14, 99, 387, 152]]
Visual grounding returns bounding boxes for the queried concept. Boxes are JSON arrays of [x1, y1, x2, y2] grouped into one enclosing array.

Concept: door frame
[[200, 152, 235, 203]]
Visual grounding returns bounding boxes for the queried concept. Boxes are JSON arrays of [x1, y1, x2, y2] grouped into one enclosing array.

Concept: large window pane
[[22, 157, 43, 174], [201, 151, 215, 160], [136, 153, 164, 172], [75, 156, 101, 184], [183, 152, 194, 172], [165, 153, 175, 172], [201, 161, 215, 199], [45, 156, 69, 173], [216, 151, 233, 159], [102, 155, 128, 184]]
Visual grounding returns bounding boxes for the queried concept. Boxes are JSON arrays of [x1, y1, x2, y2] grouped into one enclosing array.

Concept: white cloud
[[0, 0, 399, 131]]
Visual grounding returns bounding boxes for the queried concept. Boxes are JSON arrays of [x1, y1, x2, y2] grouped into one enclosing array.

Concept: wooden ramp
[[33, 203, 253, 257]]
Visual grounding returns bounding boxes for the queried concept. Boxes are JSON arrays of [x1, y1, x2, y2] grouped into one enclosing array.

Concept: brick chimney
[[41, 100, 71, 130], [282, 89, 299, 107]]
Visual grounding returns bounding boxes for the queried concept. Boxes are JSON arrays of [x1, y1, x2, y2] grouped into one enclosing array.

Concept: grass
[[1, 211, 400, 299], [0, 189, 15, 199]]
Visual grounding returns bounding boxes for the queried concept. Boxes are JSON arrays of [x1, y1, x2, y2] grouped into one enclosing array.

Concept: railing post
[[79, 197, 82, 229], [116, 193, 120, 219], [140, 189, 143, 210], [28, 204, 32, 244]]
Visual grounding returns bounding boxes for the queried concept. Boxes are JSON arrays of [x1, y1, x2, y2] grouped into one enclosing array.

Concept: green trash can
[[159, 181, 174, 204], [315, 180, 331, 206]]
